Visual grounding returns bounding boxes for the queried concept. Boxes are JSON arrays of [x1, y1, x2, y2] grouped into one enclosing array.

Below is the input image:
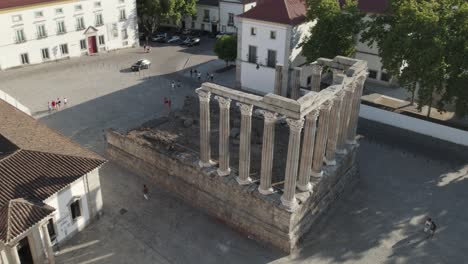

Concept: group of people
[[142, 44, 151, 53], [189, 69, 214, 82], [170, 80, 182, 91], [48, 98, 67, 112]]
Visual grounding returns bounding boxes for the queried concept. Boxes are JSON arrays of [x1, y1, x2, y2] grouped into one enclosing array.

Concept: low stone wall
[[106, 129, 359, 252]]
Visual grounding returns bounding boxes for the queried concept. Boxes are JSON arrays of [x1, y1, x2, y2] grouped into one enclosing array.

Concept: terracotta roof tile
[[0, 0, 64, 10], [0, 198, 55, 243], [239, 0, 307, 26]]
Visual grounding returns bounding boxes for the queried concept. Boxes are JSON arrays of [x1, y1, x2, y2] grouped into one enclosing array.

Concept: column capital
[[237, 102, 253, 116], [259, 110, 278, 124], [196, 89, 211, 103], [286, 118, 304, 132], [215, 96, 232, 109], [305, 110, 319, 121], [320, 100, 333, 111], [311, 63, 323, 74], [335, 90, 345, 101]]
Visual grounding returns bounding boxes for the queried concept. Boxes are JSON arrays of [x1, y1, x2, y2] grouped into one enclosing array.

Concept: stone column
[[3, 245, 21, 264], [336, 84, 354, 154], [215, 96, 232, 176], [311, 101, 332, 177], [41, 223, 55, 264], [274, 65, 283, 95], [236, 103, 254, 185], [258, 110, 278, 195], [281, 118, 304, 210], [324, 92, 344, 165], [310, 63, 323, 92], [290, 67, 301, 99], [297, 110, 319, 192], [196, 89, 215, 167], [347, 74, 366, 144]]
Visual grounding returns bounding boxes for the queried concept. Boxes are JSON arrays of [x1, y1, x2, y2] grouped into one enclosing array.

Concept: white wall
[[44, 175, 91, 243], [0, 90, 32, 115], [0, 0, 138, 70], [184, 4, 219, 32], [219, 1, 242, 33], [359, 104, 468, 146], [239, 19, 287, 93]]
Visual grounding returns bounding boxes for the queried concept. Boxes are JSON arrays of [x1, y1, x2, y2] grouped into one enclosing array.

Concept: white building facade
[[0, 0, 139, 70], [219, 0, 255, 33]]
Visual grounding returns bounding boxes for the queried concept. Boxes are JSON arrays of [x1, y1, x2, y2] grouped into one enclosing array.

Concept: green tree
[[301, 0, 364, 62], [362, 0, 468, 117], [214, 35, 237, 66], [137, 0, 196, 40]]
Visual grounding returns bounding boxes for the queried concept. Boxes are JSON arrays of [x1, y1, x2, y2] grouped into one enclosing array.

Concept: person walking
[[51, 100, 56, 110], [63, 97, 68, 106], [429, 219, 437, 239], [171, 81, 176, 91], [143, 184, 149, 200], [197, 71, 201, 81], [47, 101, 52, 112], [210, 73, 214, 82], [190, 69, 193, 77], [177, 80, 181, 88], [206, 72, 210, 80], [56, 98, 61, 110]]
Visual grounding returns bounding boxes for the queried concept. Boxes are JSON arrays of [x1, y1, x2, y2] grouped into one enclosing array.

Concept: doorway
[[17, 237, 34, 264], [211, 24, 218, 33], [88, 36, 98, 54]]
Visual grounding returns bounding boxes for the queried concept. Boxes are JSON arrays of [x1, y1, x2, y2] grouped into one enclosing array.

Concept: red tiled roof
[[239, 0, 307, 26], [0, 0, 64, 10], [0, 198, 55, 243]]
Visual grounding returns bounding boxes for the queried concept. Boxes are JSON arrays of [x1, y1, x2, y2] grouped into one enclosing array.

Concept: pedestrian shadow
[[119, 68, 134, 73], [391, 231, 427, 250]]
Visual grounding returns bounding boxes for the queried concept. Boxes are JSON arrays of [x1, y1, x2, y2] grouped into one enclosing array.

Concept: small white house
[[0, 0, 139, 70], [219, 0, 256, 33], [0, 100, 106, 264]]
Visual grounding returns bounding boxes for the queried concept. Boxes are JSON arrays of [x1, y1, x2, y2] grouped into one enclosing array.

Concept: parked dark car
[[151, 33, 167, 42], [131, 59, 151, 71], [186, 38, 200, 47]]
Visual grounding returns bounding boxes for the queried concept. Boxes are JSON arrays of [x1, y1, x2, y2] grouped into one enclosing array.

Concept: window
[[251, 27, 256, 36], [248, 45, 257, 63], [35, 11, 44, 18], [381, 71, 391, 82], [307, 76, 312, 85], [70, 199, 81, 220], [80, 39, 87, 50], [12, 15, 22, 22], [228, 13, 234, 26], [76, 17, 85, 30], [119, 9, 126, 21], [20, 53, 29, 64], [41, 48, 50, 60], [57, 21, 66, 34], [75, 5, 82, 11], [15, 29, 26, 43], [270, 31, 276, 39], [60, 43, 68, 55], [95, 13, 103, 26], [203, 10, 210, 22], [121, 29, 128, 40], [94, 1, 102, 8], [98, 35, 105, 45], [46, 219, 57, 240], [368, 70, 377, 79], [55, 8, 63, 15], [267, 49, 276, 68], [37, 24, 47, 39]]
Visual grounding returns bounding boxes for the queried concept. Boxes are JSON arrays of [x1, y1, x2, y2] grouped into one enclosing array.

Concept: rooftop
[[0, 0, 64, 10]]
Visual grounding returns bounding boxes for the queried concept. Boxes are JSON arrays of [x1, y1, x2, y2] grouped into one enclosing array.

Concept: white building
[[236, 0, 314, 95], [0, 100, 106, 264], [0, 0, 139, 70], [235, 0, 393, 95], [182, 0, 220, 33], [219, 0, 256, 33]]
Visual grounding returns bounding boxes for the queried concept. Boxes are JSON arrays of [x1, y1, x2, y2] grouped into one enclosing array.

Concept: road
[[0, 40, 467, 264]]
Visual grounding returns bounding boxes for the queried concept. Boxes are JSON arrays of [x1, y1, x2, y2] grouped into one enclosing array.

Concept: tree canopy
[[301, 0, 364, 62], [137, 0, 196, 35], [361, 0, 468, 116], [214, 35, 237, 66]]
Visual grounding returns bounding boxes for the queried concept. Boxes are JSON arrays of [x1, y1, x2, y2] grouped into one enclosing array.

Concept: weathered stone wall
[[106, 129, 359, 252]]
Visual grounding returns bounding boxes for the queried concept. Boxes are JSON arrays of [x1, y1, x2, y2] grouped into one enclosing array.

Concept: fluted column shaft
[[237, 103, 254, 184], [310, 63, 323, 92], [258, 111, 277, 194], [42, 223, 56, 264], [347, 75, 366, 144], [196, 89, 214, 167], [281, 118, 304, 210], [311, 101, 332, 177], [215, 96, 232, 176], [297, 111, 319, 192], [291, 67, 301, 99], [325, 92, 343, 165], [337, 86, 353, 153], [274, 65, 283, 95]]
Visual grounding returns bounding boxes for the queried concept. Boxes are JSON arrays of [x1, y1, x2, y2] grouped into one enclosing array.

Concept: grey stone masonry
[[297, 110, 319, 192], [236, 103, 254, 185], [311, 100, 332, 177], [325, 91, 344, 166], [196, 89, 215, 167], [258, 110, 278, 195], [274, 65, 283, 95], [347, 74, 366, 144], [291, 67, 301, 100], [215, 96, 232, 176], [310, 63, 323, 92], [281, 118, 305, 210]]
